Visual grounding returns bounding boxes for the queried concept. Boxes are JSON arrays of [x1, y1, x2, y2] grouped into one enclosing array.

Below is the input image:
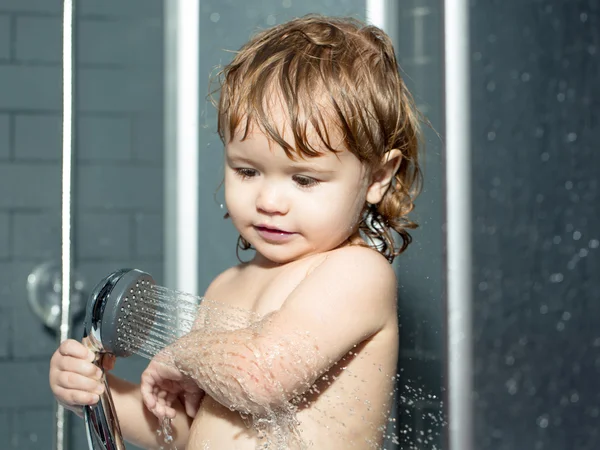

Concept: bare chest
[[207, 258, 322, 319]]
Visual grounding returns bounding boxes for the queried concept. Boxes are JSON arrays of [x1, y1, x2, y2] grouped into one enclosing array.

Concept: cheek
[[224, 175, 244, 214]]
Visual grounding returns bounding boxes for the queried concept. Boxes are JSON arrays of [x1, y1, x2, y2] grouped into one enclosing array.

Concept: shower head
[[83, 268, 156, 358], [83, 268, 156, 450]]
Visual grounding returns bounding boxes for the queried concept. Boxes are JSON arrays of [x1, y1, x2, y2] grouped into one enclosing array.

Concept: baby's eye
[[293, 175, 320, 188], [234, 168, 258, 179]]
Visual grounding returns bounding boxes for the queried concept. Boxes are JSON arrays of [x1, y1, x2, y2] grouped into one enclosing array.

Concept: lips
[[255, 225, 290, 234], [254, 225, 295, 242]]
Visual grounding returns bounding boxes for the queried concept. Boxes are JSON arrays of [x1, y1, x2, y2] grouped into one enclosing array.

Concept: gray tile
[[0, 361, 54, 408], [0, 412, 8, 445], [75, 165, 163, 210], [0, 66, 61, 110], [77, 0, 162, 17], [76, 212, 131, 259], [0, 211, 8, 259], [15, 114, 61, 160], [134, 212, 163, 258], [15, 17, 61, 63], [0, 114, 9, 159], [78, 18, 163, 66], [0, 308, 10, 357], [11, 408, 54, 450], [0, 262, 36, 308], [0, 0, 61, 13], [0, 15, 10, 60], [13, 300, 65, 358], [12, 211, 60, 259], [0, 164, 61, 208], [77, 67, 162, 113], [78, 116, 132, 161], [132, 115, 163, 163]]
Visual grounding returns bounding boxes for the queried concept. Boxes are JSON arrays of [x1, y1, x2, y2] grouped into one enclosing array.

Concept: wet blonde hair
[[216, 14, 423, 262]]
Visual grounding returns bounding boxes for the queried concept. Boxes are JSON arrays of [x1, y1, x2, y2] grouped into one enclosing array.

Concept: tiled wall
[[0, 1, 164, 448]]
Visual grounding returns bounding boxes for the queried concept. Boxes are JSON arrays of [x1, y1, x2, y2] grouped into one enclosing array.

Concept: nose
[[255, 182, 289, 215]]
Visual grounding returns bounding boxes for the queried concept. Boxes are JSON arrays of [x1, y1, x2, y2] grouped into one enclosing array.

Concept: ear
[[366, 149, 403, 204]]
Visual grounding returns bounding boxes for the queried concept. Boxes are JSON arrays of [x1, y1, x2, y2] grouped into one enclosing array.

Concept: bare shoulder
[[286, 246, 398, 321], [319, 245, 397, 295], [203, 265, 243, 299]]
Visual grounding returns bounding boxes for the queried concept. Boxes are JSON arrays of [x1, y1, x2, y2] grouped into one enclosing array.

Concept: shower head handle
[[83, 268, 156, 450]]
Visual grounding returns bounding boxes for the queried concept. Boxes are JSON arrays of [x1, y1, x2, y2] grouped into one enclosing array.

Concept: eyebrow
[[226, 148, 335, 174]]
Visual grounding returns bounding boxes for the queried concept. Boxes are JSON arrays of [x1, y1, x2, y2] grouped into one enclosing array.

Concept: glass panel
[[470, 0, 600, 448], [197, 2, 445, 449]]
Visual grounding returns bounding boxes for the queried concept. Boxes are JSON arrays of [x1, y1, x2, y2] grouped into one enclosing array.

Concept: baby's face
[[224, 118, 370, 265]]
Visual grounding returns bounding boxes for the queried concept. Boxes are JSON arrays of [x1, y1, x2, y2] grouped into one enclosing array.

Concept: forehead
[[224, 86, 347, 161]]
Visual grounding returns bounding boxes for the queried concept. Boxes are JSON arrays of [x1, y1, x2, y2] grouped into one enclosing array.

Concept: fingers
[[54, 385, 102, 407], [53, 354, 102, 380], [50, 340, 105, 410], [140, 370, 178, 420], [58, 339, 95, 362], [54, 370, 105, 394]]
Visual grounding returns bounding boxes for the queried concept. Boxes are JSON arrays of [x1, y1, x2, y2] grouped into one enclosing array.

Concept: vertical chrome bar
[[57, 1, 75, 449], [444, 0, 473, 449], [366, 0, 399, 46], [366, 0, 386, 29], [164, 0, 199, 295]]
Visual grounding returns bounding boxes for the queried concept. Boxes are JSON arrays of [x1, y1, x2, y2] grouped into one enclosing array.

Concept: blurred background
[[0, 0, 597, 449]]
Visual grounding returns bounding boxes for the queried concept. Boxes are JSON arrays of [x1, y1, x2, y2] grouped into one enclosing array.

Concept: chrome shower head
[[83, 268, 156, 358], [83, 268, 156, 450]]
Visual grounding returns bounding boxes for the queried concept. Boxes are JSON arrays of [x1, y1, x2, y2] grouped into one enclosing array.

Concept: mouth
[[254, 225, 296, 242], [255, 225, 290, 233]]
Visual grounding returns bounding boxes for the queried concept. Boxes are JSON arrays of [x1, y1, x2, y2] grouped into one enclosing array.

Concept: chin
[[251, 244, 309, 265]]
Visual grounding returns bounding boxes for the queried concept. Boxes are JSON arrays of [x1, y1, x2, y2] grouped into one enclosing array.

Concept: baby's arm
[[160, 246, 397, 415], [49, 339, 192, 449]]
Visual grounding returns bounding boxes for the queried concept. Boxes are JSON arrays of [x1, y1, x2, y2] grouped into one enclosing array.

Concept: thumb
[[184, 391, 204, 418], [102, 354, 116, 371]]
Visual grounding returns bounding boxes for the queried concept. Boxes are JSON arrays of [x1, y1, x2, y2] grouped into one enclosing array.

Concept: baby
[[49, 14, 422, 449]]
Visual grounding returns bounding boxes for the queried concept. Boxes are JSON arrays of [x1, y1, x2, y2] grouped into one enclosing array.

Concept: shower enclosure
[[1, 0, 445, 449], [6, 0, 598, 449]]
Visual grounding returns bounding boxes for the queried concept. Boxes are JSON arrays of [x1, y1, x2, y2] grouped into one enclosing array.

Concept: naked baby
[[49, 14, 423, 449]]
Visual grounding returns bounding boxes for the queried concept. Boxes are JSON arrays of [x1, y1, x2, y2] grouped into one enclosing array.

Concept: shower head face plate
[[84, 269, 156, 358]]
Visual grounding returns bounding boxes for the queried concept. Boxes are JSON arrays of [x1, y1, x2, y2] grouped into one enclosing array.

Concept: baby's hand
[[49, 339, 109, 417], [141, 355, 204, 420]]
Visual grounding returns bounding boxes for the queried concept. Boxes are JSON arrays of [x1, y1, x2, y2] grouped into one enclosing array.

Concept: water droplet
[[549, 273, 563, 283], [537, 415, 549, 428], [210, 12, 220, 23]]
